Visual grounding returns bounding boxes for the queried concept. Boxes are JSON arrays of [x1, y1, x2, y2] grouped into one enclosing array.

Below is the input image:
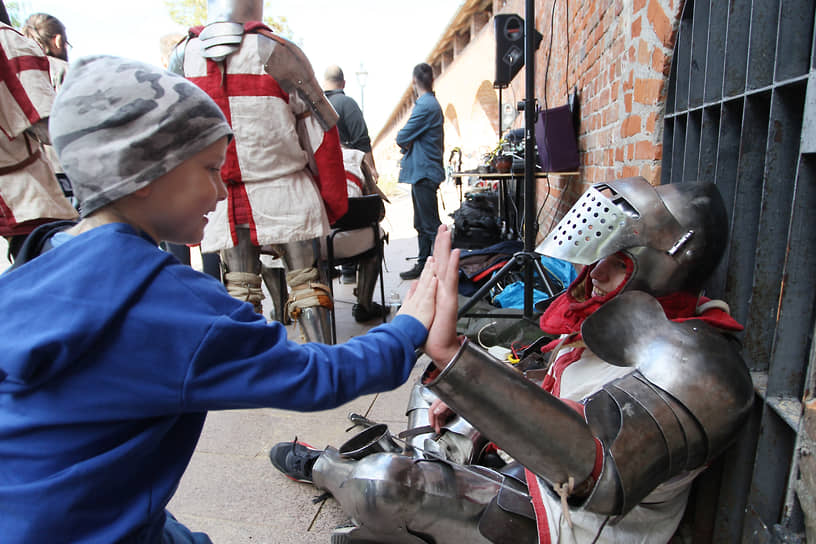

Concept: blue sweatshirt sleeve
[[181, 314, 427, 412]]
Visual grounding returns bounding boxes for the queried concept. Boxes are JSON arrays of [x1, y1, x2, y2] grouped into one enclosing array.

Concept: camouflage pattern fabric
[[49, 55, 233, 217]]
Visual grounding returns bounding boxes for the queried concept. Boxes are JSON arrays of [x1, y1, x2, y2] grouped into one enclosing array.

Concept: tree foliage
[[163, 0, 291, 36], [4, 1, 32, 27]]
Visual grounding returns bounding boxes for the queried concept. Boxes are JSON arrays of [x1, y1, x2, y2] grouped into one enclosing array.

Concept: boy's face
[[140, 137, 228, 245]]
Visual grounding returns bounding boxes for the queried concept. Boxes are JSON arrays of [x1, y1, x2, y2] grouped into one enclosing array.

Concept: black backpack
[[451, 193, 502, 249]]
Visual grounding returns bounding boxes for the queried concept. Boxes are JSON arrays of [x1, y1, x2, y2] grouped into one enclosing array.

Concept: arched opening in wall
[[475, 80, 500, 135], [662, 0, 816, 542], [444, 103, 461, 143]]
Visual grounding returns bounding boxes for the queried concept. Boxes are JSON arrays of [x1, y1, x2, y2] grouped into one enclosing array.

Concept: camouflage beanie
[[50, 55, 233, 217]]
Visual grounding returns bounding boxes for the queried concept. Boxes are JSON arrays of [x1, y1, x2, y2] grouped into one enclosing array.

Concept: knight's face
[[589, 253, 629, 298]]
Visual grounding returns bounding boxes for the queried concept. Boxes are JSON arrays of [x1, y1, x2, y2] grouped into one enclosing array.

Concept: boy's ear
[[130, 184, 154, 199]]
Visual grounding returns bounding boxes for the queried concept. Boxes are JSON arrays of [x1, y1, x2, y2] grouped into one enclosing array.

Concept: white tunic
[[181, 31, 347, 252]]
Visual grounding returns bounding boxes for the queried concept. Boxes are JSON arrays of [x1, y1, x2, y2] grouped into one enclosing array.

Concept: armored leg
[[354, 251, 379, 311], [312, 443, 536, 544], [220, 228, 264, 313], [260, 262, 287, 323], [314, 449, 500, 544], [277, 239, 333, 344]]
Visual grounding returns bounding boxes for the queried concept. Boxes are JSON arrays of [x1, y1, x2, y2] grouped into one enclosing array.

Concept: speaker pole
[[498, 86, 504, 140], [522, 0, 537, 318], [456, 5, 558, 322]]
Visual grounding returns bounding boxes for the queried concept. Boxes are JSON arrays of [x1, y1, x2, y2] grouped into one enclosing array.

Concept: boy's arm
[[180, 244, 441, 413], [182, 314, 427, 412]]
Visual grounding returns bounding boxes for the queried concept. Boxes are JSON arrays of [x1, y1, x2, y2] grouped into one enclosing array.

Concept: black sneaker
[[269, 438, 322, 483], [352, 302, 391, 323], [399, 262, 424, 280]]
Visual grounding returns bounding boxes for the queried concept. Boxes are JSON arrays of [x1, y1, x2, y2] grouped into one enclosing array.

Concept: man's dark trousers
[[411, 178, 441, 264]]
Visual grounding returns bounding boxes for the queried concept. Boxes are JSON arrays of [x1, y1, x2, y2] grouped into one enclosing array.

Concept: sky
[[11, 0, 464, 136]]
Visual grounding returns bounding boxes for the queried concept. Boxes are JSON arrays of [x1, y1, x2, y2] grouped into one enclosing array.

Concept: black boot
[[399, 261, 424, 280], [352, 302, 391, 323]]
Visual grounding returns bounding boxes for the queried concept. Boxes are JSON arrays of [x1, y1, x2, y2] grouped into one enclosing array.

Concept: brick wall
[[373, 0, 685, 241]]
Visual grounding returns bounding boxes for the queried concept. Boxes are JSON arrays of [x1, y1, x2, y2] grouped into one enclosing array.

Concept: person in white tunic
[[0, 11, 76, 262], [170, 0, 347, 342]]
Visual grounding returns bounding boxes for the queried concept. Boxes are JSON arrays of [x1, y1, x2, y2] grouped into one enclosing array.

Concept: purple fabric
[[534, 104, 579, 172]]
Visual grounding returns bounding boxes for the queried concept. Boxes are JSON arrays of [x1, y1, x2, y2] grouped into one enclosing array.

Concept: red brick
[[634, 0, 647, 11], [634, 77, 663, 104], [640, 162, 662, 184], [627, 143, 634, 160], [615, 146, 624, 162], [635, 139, 662, 160], [648, 0, 675, 49], [646, 112, 659, 133], [621, 115, 641, 137], [624, 92, 633, 113], [603, 106, 619, 125], [623, 77, 633, 94], [632, 16, 642, 38], [652, 47, 669, 74], [638, 41, 651, 64], [622, 165, 639, 177]]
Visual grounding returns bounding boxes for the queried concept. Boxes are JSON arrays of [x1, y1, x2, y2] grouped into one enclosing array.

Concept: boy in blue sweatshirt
[[0, 55, 447, 543]]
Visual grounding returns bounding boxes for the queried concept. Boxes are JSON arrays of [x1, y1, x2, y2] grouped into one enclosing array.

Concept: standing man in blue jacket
[[397, 63, 445, 280]]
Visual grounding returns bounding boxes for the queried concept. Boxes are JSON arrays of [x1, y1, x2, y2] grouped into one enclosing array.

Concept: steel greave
[[313, 448, 498, 544]]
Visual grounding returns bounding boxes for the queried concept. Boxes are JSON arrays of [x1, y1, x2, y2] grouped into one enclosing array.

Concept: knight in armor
[[269, 177, 754, 543], [169, 0, 348, 342]]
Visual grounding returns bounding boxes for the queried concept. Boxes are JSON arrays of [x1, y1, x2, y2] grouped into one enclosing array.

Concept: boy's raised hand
[[423, 225, 461, 368], [397, 256, 438, 330]]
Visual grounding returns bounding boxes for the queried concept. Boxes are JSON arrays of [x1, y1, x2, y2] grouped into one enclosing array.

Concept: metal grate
[[662, 0, 816, 540]]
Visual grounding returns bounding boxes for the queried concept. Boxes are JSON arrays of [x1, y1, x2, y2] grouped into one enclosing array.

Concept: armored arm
[[262, 33, 339, 131], [426, 339, 598, 490]]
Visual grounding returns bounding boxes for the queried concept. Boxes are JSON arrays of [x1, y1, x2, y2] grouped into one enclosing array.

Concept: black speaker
[[494, 14, 544, 88]]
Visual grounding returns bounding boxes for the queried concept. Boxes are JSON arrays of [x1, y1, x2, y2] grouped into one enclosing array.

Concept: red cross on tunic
[[187, 54, 288, 247], [0, 27, 50, 140], [186, 23, 347, 248]]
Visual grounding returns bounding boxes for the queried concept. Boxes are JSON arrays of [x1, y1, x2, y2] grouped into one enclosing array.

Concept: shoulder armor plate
[[199, 21, 244, 61], [581, 290, 754, 460]]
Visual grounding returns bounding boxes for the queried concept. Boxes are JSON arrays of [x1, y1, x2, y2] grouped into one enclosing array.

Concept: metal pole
[[498, 86, 504, 140], [523, 0, 537, 318]]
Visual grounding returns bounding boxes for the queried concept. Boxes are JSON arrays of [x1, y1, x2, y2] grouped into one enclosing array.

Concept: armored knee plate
[[313, 448, 501, 544], [270, 240, 333, 343]]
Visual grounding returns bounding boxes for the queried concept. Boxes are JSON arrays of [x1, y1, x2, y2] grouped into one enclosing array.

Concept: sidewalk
[[165, 183, 458, 543]]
